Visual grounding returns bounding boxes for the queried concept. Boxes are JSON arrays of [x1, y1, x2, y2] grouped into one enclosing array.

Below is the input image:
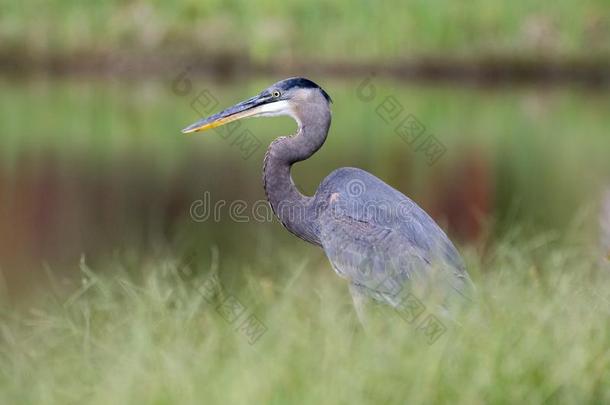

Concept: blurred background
[[1, 0, 609, 299]]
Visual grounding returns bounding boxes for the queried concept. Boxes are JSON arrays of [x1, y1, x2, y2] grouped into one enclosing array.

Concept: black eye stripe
[[274, 77, 332, 103]]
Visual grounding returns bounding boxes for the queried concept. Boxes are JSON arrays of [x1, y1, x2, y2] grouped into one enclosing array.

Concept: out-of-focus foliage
[[1, 2, 609, 402], [1, 239, 609, 404], [1, 0, 609, 61]]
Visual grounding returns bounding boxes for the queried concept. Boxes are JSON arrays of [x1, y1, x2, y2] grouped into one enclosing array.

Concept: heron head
[[181, 77, 332, 134]]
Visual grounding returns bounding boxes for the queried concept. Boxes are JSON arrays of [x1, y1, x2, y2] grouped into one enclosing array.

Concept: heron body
[[183, 77, 473, 321]]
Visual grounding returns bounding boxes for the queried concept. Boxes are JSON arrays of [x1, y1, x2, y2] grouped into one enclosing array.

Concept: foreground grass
[[1, 237, 609, 404]]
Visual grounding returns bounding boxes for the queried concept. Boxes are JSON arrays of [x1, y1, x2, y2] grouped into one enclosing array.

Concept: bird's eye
[[272, 90, 281, 98]]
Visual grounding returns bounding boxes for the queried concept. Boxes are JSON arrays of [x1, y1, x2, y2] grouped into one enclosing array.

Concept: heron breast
[[329, 192, 340, 204]]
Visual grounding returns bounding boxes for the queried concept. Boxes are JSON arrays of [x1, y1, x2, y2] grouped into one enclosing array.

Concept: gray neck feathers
[[262, 99, 331, 246]]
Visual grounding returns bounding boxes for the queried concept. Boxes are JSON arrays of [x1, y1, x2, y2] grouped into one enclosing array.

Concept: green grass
[[1, 0, 608, 61], [1, 235, 609, 404]]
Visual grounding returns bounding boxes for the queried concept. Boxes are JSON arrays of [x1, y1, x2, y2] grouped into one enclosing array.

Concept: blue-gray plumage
[[182, 77, 473, 322]]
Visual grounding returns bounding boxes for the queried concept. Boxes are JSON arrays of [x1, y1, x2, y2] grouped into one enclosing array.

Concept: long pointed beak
[[182, 94, 268, 134]]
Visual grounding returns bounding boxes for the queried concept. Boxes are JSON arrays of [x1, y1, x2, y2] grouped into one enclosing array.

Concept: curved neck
[[263, 103, 331, 246]]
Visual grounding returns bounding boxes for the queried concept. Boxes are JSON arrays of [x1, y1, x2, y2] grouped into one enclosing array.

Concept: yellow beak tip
[[182, 125, 206, 134], [182, 108, 249, 136]]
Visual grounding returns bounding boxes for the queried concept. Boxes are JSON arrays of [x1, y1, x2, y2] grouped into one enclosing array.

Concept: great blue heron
[[182, 77, 473, 322]]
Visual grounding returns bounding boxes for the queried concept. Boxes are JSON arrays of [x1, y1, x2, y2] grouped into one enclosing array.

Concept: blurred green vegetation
[[2, 77, 609, 230], [1, 76, 609, 294], [1, 2, 610, 402], [1, 238, 609, 404], [1, 0, 609, 61]]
